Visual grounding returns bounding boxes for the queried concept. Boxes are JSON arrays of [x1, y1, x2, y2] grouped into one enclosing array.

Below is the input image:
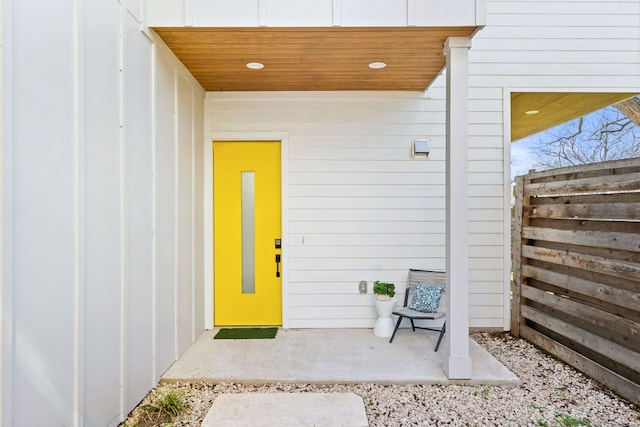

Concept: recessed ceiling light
[[368, 62, 387, 69], [525, 110, 539, 115], [246, 62, 264, 70]]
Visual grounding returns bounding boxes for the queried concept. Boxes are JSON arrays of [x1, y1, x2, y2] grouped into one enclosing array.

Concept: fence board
[[512, 157, 640, 405], [511, 176, 527, 335], [521, 305, 639, 372], [519, 157, 640, 180], [525, 171, 640, 196], [529, 203, 640, 222], [521, 284, 640, 350], [522, 227, 640, 253], [522, 245, 640, 282], [522, 264, 639, 312], [520, 325, 640, 405]]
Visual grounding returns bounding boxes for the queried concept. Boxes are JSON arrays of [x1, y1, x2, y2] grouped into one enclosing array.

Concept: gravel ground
[[121, 332, 639, 426]]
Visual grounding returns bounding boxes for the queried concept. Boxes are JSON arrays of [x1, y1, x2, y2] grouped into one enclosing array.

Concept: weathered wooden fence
[[511, 157, 640, 405]]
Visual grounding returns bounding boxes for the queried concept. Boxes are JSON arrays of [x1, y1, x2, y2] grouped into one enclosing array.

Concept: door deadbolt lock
[[275, 254, 281, 277]]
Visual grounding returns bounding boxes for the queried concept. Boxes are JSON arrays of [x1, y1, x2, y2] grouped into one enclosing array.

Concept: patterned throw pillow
[[409, 284, 445, 313]]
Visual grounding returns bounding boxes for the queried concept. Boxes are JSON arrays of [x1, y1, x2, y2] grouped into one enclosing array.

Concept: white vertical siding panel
[[193, 88, 205, 336], [4, 2, 205, 425], [339, 0, 408, 26], [157, 0, 481, 27], [82, 1, 122, 425], [415, 0, 478, 25], [176, 73, 194, 354], [193, 0, 260, 26], [147, 0, 185, 26], [267, 0, 333, 26], [125, 0, 143, 22], [124, 14, 155, 413], [1, 1, 14, 423], [10, 1, 76, 425], [154, 50, 178, 374]]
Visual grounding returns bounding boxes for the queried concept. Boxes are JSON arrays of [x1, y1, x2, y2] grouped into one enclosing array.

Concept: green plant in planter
[[373, 281, 395, 299]]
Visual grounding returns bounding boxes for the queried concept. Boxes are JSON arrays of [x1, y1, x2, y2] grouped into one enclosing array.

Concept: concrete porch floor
[[162, 328, 520, 386]]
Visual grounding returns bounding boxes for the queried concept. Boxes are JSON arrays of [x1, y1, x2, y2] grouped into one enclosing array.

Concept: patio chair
[[389, 269, 446, 351]]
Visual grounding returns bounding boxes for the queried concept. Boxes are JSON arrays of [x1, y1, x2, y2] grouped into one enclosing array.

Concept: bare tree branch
[[614, 96, 640, 126], [527, 105, 640, 170], [566, 117, 584, 140]]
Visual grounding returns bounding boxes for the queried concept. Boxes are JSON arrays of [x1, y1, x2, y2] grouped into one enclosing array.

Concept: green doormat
[[213, 327, 278, 340]]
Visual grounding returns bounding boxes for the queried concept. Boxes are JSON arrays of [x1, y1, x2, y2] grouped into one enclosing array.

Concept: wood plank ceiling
[[153, 27, 478, 91], [511, 92, 639, 142], [154, 28, 638, 141]]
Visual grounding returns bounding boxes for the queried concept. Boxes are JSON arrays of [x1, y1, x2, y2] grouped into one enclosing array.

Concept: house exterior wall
[[1, 1, 205, 426], [148, 0, 485, 27], [205, 0, 640, 333], [2, 0, 639, 425], [207, 88, 507, 330], [464, 0, 640, 328], [466, 0, 640, 323], [471, 0, 640, 91]]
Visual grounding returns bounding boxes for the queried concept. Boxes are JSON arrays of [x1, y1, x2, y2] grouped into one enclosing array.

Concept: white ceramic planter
[[373, 297, 397, 338]]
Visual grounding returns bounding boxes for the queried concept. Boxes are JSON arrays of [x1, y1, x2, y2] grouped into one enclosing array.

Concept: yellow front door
[[213, 141, 282, 325]]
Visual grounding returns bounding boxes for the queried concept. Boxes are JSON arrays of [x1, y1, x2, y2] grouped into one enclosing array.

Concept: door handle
[[275, 254, 281, 277]]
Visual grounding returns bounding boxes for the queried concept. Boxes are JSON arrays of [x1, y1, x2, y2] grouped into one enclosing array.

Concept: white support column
[[442, 37, 473, 379]]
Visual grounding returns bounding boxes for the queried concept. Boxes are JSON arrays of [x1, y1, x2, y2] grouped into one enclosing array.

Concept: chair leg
[[410, 319, 416, 331], [389, 316, 404, 343], [434, 321, 446, 352]]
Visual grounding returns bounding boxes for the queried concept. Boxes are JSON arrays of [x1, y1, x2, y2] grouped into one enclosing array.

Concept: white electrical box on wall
[[412, 138, 430, 158]]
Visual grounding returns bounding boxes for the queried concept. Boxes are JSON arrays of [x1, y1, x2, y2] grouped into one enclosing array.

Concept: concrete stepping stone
[[202, 392, 368, 427]]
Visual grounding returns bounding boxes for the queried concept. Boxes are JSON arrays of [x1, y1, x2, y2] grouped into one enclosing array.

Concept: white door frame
[[204, 131, 290, 329]]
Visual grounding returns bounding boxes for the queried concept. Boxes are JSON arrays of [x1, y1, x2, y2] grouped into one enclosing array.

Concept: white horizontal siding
[[289, 162, 445, 174], [488, 13, 638, 27], [289, 278, 504, 293], [472, 0, 640, 90], [290, 222, 444, 236], [434, 60, 506, 330], [470, 209, 504, 221], [290, 245, 444, 259], [463, 0, 640, 333], [290, 172, 444, 185], [209, 90, 506, 330], [473, 38, 638, 53], [472, 50, 639, 64], [214, 110, 448, 124], [289, 233, 445, 246], [293, 319, 376, 328], [489, 1, 638, 14], [470, 185, 503, 197], [288, 185, 445, 198], [290, 209, 444, 222], [474, 75, 639, 89], [289, 196, 445, 209], [470, 160, 503, 172]]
